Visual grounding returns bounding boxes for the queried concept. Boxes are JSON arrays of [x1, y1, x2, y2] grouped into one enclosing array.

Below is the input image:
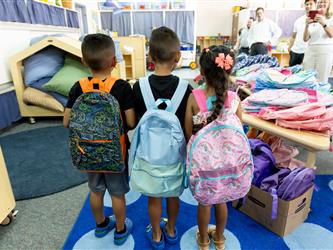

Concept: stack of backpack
[[249, 139, 315, 219]]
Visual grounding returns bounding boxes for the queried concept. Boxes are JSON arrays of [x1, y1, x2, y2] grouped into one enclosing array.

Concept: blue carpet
[[63, 175, 333, 250], [0, 126, 87, 200]]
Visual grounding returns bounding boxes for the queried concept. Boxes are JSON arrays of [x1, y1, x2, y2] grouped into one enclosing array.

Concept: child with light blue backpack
[[130, 27, 192, 250]]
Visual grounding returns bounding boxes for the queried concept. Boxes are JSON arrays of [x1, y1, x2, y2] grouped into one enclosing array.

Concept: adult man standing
[[289, 0, 317, 66], [248, 7, 282, 56], [234, 17, 254, 54]]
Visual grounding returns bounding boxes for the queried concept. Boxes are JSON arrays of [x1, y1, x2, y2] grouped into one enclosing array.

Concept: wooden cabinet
[[123, 52, 136, 80], [114, 36, 147, 79], [0, 147, 15, 223]]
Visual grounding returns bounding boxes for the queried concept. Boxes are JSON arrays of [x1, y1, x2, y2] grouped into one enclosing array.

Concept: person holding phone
[[289, 0, 317, 66], [303, 0, 333, 82]]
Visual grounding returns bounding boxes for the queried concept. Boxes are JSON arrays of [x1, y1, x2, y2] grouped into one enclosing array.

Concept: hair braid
[[193, 46, 234, 134]]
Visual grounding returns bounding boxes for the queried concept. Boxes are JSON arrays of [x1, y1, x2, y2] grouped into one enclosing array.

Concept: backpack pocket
[[130, 157, 185, 197], [190, 160, 253, 205], [140, 126, 185, 165], [70, 139, 124, 172]]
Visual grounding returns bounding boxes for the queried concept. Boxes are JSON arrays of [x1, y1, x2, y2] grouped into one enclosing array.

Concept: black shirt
[[133, 74, 193, 128], [66, 78, 134, 131]]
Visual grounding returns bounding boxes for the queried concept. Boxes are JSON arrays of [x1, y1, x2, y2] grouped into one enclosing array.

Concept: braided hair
[[193, 45, 234, 134]]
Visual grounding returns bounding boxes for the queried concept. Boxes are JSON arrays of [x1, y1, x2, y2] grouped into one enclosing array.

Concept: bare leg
[[166, 197, 179, 236], [197, 204, 211, 243], [214, 203, 228, 240], [111, 194, 126, 231], [90, 191, 105, 224], [148, 197, 162, 242]]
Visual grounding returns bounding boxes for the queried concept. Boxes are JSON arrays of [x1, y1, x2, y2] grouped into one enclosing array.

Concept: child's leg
[[214, 203, 228, 240], [111, 194, 126, 231], [165, 197, 179, 236], [197, 204, 211, 243], [89, 191, 106, 224], [105, 172, 132, 245], [88, 173, 117, 238], [148, 197, 163, 242]]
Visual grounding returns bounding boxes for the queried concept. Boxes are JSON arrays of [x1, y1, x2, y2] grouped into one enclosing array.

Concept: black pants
[[250, 43, 268, 56], [239, 47, 250, 55], [289, 51, 304, 67]]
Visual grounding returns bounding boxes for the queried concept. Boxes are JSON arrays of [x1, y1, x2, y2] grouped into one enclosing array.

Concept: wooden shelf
[[123, 51, 135, 80], [114, 36, 146, 79], [196, 36, 230, 50]]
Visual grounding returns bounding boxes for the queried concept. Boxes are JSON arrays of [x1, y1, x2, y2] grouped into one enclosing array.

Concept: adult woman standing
[[303, 0, 333, 82]]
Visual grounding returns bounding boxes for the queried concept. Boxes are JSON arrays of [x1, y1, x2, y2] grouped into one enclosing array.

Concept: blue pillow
[[29, 77, 68, 107], [23, 47, 65, 86], [49, 92, 68, 107]]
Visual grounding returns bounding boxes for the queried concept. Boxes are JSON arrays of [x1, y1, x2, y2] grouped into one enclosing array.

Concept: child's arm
[[63, 82, 81, 128], [124, 108, 136, 129], [185, 94, 195, 142], [236, 102, 243, 122], [63, 108, 71, 128]]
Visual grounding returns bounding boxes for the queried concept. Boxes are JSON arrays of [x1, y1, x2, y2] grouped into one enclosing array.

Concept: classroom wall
[[188, 0, 247, 36], [189, 0, 305, 36]]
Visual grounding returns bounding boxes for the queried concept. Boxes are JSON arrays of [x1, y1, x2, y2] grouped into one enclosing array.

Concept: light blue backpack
[[129, 77, 188, 197]]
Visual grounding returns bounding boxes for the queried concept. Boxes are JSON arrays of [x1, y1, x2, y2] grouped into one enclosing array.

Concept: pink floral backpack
[[186, 89, 254, 205]]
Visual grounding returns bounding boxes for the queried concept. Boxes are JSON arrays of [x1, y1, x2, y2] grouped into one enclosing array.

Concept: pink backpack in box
[[186, 90, 254, 205]]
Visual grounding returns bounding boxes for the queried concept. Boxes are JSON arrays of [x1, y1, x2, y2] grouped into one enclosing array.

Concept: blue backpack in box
[[129, 77, 188, 197]]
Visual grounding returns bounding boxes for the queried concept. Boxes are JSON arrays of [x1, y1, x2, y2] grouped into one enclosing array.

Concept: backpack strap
[[139, 77, 188, 113], [192, 89, 208, 112], [79, 77, 118, 93], [139, 77, 156, 111], [169, 78, 188, 114]]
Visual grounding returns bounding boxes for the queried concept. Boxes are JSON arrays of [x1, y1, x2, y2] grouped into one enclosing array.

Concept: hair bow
[[215, 53, 233, 70]]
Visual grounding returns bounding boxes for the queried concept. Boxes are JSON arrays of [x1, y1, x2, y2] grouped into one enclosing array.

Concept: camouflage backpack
[[69, 77, 126, 172]]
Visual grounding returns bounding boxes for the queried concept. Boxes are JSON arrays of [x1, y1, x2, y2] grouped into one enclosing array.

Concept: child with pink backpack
[[185, 46, 254, 250]]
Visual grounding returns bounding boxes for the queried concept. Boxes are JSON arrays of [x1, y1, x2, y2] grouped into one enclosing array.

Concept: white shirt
[[308, 16, 333, 45], [291, 15, 308, 54], [247, 19, 282, 47], [239, 28, 250, 48]]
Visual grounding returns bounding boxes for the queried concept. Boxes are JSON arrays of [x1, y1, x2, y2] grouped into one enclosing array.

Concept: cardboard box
[[232, 185, 314, 237]]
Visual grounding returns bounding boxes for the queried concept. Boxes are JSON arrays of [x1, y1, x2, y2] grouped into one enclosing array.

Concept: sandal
[[196, 231, 210, 250], [208, 227, 226, 250]]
